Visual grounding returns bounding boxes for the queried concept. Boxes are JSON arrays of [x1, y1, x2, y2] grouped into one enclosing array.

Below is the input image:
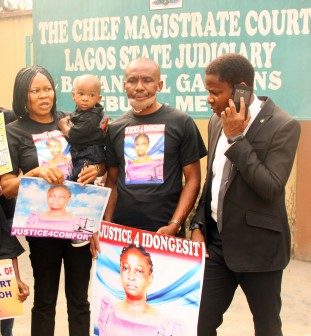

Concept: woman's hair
[[47, 184, 72, 197], [120, 244, 153, 274], [13, 65, 57, 119], [205, 53, 255, 88], [135, 133, 150, 144]]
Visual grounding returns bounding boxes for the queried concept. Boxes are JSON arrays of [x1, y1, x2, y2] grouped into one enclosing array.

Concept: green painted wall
[[32, 0, 311, 119]]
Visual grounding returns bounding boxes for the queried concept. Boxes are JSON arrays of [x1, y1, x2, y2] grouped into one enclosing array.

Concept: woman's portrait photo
[[46, 138, 70, 165], [98, 244, 186, 336], [11, 177, 111, 239], [36, 132, 73, 180], [125, 128, 164, 185], [92, 223, 205, 336], [26, 184, 79, 232]]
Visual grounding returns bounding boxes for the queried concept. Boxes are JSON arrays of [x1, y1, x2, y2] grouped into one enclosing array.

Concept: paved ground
[[12, 236, 311, 336]]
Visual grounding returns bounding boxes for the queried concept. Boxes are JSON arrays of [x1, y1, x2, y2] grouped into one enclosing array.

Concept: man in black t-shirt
[[91, 57, 206, 256]]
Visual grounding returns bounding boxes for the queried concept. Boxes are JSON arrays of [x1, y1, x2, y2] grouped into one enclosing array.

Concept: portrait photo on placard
[[11, 177, 111, 241]]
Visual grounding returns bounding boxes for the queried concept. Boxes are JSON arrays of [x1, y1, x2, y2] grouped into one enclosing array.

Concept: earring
[[24, 105, 29, 113]]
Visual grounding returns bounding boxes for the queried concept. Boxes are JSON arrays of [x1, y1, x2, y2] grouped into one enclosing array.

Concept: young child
[[58, 74, 107, 247], [0, 194, 29, 336], [58, 74, 107, 182]]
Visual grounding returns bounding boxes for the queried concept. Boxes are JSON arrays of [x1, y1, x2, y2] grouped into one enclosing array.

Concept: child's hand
[[58, 116, 71, 137], [17, 280, 30, 302], [58, 116, 70, 127]]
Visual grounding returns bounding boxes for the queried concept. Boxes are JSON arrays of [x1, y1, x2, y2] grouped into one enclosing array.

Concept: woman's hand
[[12, 257, 30, 302], [30, 166, 65, 185], [1, 166, 65, 199], [17, 280, 30, 302]]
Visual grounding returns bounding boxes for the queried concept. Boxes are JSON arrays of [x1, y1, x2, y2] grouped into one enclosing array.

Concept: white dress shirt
[[211, 94, 262, 222]]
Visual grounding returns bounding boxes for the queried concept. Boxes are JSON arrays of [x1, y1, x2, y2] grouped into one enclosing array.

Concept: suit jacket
[[192, 97, 301, 272]]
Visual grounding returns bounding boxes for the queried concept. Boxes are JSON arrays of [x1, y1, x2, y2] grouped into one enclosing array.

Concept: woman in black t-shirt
[[1, 66, 104, 336]]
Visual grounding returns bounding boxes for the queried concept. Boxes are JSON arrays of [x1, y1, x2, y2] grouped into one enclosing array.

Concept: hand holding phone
[[232, 84, 253, 119]]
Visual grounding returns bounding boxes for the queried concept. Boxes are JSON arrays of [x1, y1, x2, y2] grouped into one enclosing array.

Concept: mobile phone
[[232, 84, 253, 119]]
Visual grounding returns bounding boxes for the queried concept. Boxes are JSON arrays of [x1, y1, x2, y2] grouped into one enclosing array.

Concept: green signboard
[[33, 0, 311, 120]]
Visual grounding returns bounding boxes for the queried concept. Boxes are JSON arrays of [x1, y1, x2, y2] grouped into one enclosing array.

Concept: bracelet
[[168, 219, 182, 234]]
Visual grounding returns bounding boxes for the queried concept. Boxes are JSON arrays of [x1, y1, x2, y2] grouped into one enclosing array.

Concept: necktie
[[217, 159, 232, 233]]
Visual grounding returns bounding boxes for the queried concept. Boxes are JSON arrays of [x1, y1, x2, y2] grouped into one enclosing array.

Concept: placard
[[0, 260, 24, 320], [91, 221, 205, 336], [12, 177, 111, 241]]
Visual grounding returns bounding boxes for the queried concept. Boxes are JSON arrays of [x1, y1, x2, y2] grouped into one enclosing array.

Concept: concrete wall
[[295, 121, 311, 261], [0, 10, 32, 109], [1, 11, 310, 261]]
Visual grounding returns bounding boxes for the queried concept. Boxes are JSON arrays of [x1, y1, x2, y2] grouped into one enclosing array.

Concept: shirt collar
[[244, 94, 262, 133]]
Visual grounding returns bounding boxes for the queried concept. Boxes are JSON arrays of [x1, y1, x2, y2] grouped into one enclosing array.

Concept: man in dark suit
[[190, 53, 301, 336]]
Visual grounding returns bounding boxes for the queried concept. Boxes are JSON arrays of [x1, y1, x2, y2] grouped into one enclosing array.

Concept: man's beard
[[129, 95, 156, 113]]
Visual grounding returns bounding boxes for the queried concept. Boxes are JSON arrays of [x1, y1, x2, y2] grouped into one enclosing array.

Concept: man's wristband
[[189, 222, 203, 231], [168, 219, 182, 234], [227, 133, 245, 144]]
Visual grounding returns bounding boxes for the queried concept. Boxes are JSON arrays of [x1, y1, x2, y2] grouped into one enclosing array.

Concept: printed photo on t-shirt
[[124, 124, 165, 185], [32, 130, 73, 180]]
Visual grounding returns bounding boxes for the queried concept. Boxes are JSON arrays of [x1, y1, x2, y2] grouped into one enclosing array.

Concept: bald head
[[125, 57, 161, 81], [72, 74, 102, 111]]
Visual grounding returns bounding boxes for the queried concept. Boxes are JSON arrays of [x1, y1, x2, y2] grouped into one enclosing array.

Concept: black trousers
[[71, 144, 106, 182], [198, 256, 283, 336], [0, 319, 14, 336], [29, 239, 92, 336]]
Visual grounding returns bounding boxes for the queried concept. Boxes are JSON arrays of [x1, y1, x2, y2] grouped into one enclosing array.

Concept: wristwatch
[[227, 133, 245, 144], [189, 221, 203, 231]]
